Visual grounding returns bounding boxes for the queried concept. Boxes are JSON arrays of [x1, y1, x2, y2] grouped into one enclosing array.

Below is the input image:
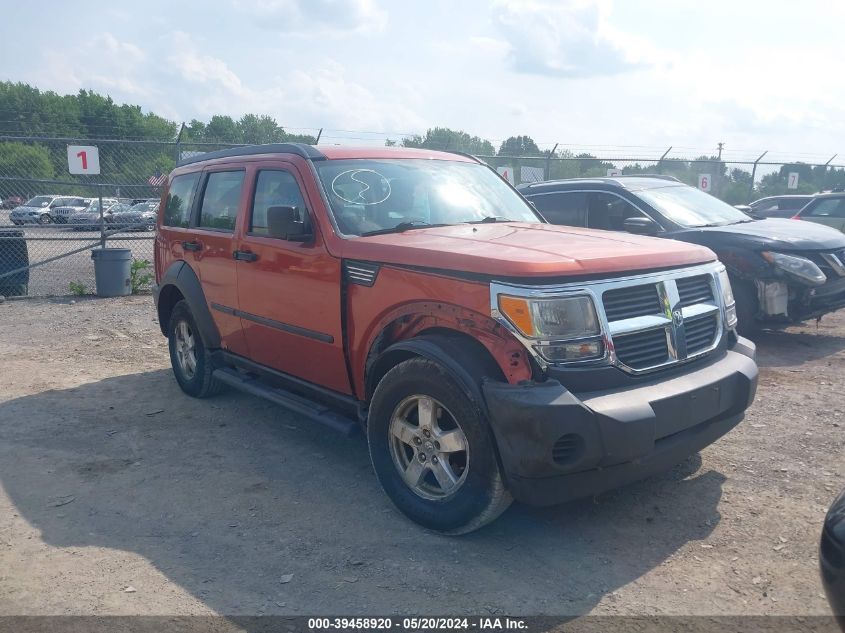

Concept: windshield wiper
[[467, 215, 512, 224], [360, 221, 445, 237]]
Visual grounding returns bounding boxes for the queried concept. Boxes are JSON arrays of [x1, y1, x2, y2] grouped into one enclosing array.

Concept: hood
[[679, 218, 845, 251], [338, 222, 715, 278]]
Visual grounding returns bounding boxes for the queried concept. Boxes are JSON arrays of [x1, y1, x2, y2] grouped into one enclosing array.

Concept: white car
[[50, 196, 94, 224], [9, 195, 69, 225]]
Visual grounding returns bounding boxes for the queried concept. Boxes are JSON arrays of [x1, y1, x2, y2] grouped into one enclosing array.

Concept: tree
[[498, 135, 541, 156], [0, 142, 55, 197], [400, 127, 495, 155], [203, 115, 241, 142]]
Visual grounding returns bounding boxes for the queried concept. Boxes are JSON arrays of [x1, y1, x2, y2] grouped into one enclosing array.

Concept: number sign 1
[[67, 145, 101, 175], [698, 174, 712, 192]]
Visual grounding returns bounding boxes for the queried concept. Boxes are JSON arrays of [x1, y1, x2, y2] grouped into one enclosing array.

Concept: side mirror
[[623, 216, 659, 236], [267, 205, 310, 241]]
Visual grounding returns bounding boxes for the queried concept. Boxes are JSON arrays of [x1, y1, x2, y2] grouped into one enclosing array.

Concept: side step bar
[[212, 368, 359, 437]]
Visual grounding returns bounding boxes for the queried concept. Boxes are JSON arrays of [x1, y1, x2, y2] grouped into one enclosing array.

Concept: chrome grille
[[684, 314, 719, 354], [600, 268, 724, 372], [613, 328, 669, 368], [490, 262, 727, 376], [602, 283, 661, 321], [676, 275, 714, 307]]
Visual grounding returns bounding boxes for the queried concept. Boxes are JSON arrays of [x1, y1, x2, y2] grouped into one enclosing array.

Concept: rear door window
[[197, 171, 245, 232], [808, 198, 845, 218], [530, 192, 587, 226], [163, 173, 200, 227]]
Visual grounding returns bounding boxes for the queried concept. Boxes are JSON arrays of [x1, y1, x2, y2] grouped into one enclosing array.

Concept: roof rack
[[176, 143, 326, 167], [610, 174, 681, 182]]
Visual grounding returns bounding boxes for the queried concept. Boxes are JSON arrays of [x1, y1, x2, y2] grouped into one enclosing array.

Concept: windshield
[[24, 196, 54, 207], [315, 159, 541, 236], [637, 185, 753, 228], [128, 201, 158, 213], [50, 198, 85, 207]]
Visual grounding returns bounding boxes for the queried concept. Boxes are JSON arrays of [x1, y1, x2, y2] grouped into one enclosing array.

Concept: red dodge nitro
[[154, 144, 758, 534]]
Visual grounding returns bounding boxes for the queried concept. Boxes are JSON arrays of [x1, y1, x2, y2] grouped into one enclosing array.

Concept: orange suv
[[153, 144, 758, 534]]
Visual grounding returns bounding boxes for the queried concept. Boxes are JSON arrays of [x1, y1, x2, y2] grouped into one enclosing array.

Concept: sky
[[1, 0, 843, 163]]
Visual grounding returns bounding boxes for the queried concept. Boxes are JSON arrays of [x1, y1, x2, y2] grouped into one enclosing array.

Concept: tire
[[167, 300, 223, 398], [38, 214, 51, 225], [367, 357, 512, 534], [732, 277, 760, 337]]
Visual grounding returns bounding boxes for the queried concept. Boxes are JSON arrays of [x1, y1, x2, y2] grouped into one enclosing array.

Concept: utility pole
[[715, 142, 725, 196]]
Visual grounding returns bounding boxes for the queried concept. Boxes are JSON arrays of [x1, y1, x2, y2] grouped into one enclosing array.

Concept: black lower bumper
[[482, 338, 758, 506]]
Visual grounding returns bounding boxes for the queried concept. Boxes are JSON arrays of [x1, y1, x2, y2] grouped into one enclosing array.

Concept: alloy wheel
[[388, 395, 469, 500]]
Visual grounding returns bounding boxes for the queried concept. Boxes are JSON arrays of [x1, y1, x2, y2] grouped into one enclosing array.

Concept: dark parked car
[[108, 200, 158, 231], [822, 488, 845, 626], [67, 199, 124, 230], [0, 228, 29, 296], [794, 192, 845, 234], [1, 195, 25, 210], [748, 195, 815, 218], [519, 177, 845, 335]]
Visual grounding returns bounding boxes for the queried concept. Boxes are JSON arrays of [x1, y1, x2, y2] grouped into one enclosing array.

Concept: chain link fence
[[483, 154, 845, 204], [0, 136, 244, 297], [1, 135, 844, 297]]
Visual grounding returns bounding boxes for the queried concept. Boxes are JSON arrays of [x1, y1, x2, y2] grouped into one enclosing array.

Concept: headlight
[[762, 251, 826, 286], [497, 294, 604, 362], [717, 269, 737, 329]]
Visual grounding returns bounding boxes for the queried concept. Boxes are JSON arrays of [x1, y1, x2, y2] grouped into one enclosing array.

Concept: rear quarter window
[[163, 173, 200, 227]]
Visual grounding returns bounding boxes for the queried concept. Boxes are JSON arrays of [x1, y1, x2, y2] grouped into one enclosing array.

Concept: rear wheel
[[167, 300, 223, 398], [367, 357, 511, 534], [38, 214, 51, 225]]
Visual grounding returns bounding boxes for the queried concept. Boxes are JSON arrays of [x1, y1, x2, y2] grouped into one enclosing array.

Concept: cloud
[[36, 32, 153, 99], [233, 0, 387, 34], [491, 0, 649, 78], [165, 33, 245, 96]]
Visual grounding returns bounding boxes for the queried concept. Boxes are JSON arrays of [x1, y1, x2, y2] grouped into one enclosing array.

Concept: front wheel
[[38, 214, 51, 225], [367, 357, 511, 534], [167, 300, 223, 398]]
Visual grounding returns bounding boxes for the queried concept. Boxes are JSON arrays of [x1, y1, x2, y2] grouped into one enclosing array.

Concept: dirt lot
[[0, 295, 842, 616]]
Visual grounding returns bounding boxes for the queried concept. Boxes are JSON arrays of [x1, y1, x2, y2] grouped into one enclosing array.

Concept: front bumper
[[482, 337, 758, 506]]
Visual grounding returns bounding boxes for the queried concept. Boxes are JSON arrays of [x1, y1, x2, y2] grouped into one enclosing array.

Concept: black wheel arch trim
[[366, 334, 502, 415], [155, 260, 221, 348]]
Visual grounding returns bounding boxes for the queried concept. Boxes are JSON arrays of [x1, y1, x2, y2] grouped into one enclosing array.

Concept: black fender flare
[[156, 260, 221, 348], [366, 334, 503, 415]]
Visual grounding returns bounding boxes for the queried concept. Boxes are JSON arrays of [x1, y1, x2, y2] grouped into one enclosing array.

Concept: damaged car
[[519, 176, 845, 335]]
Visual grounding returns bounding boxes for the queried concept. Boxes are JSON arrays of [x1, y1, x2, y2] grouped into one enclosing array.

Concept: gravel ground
[[0, 295, 842, 616]]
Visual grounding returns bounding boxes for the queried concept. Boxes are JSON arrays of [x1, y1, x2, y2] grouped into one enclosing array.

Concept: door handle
[[233, 249, 259, 262], [182, 240, 202, 252]]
